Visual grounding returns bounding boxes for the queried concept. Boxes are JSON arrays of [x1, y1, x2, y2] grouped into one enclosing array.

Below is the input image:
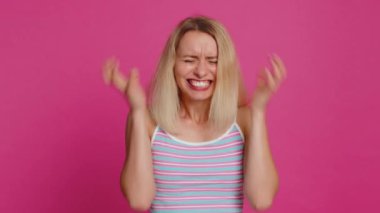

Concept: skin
[[103, 30, 287, 211]]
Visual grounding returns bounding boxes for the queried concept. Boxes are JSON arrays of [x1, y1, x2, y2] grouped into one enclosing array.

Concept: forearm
[[244, 109, 279, 210], [121, 108, 155, 209]]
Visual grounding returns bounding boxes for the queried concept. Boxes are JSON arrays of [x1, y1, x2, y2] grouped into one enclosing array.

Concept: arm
[[242, 107, 279, 211], [120, 108, 156, 211], [242, 54, 286, 211], [103, 57, 156, 211]]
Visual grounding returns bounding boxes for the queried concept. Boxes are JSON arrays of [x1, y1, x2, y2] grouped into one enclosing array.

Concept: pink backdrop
[[1, 0, 379, 212]]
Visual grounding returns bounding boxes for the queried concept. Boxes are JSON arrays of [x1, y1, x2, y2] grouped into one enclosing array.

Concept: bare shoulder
[[236, 106, 252, 139]]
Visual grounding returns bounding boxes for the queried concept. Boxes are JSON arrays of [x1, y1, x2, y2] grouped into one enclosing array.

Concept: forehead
[[177, 31, 218, 56]]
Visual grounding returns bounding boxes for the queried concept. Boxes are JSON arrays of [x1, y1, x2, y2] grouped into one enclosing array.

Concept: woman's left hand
[[251, 54, 287, 111]]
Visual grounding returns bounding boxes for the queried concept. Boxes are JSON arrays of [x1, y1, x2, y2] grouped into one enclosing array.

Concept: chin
[[181, 90, 214, 102]]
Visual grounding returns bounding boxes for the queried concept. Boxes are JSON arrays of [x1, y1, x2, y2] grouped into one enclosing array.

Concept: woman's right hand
[[102, 57, 147, 110]]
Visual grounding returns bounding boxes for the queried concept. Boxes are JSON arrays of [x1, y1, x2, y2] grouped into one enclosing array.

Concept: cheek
[[209, 63, 217, 72], [174, 63, 191, 77], [173, 69, 180, 85], [173, 63, 181, 78], [173, 66, 186, 87], [211, 66, 217, 79]]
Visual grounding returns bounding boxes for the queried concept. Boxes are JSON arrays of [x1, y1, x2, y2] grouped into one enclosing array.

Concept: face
[[174, 31, 218, 102]]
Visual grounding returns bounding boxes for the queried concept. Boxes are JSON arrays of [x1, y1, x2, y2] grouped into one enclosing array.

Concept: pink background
[[1, 0, 379, 212]]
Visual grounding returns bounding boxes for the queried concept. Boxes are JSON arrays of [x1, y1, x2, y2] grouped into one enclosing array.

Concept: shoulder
[[236, 105, 252, 139]]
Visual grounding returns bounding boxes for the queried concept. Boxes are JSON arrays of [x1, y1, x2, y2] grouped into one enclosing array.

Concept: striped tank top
[[150, 122, 245, 213]]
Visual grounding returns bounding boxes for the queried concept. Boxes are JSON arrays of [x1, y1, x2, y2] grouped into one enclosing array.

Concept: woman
[[103, 16, 286, 212]]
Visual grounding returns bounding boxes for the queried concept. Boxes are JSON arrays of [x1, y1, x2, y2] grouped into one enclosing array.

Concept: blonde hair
[[149, 16, 245, 133]]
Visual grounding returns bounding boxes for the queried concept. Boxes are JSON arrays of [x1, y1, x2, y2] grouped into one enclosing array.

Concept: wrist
[[251, 106, 266, 114], [130, 107, 147, 114]]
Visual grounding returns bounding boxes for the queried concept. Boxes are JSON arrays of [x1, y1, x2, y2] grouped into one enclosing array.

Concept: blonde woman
[[103, 16, 287, 212]]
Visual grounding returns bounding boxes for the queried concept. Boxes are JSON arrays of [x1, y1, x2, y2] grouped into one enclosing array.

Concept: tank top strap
[[233, 114, 245, 142], [150, 125, 160, 148]]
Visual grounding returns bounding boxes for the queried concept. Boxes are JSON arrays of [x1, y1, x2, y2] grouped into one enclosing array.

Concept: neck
[[179, 98, 211, 125]]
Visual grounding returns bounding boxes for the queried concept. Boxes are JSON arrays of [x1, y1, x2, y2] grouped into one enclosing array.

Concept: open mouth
[[187, 79, 212, 91]]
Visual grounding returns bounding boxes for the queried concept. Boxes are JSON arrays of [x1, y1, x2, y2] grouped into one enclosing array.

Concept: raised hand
[[251, 54, 287, 111], [102, 57, 147, 109]]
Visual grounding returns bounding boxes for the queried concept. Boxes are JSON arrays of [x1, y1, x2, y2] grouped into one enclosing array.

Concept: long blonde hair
[[149, 16, 245, 133]]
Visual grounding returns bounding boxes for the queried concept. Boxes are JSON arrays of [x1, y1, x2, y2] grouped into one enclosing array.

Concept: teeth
[[189, 80, 210, 88]]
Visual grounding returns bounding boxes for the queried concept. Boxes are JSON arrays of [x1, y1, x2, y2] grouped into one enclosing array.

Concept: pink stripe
[[156, 187, 243, 192], [154, 195, 243, 201], [222, 132, 242, 141], [157, 130, 240, 135], [155, 130, 241, 142], [154, 170, 242, 176], [155, 179, 243, 184], [153, 150, 243, 159], [152, 204, 243, 209], [153, 160, 242, 167], [155, 132, 172, 139], [153, 140, 243, 151]]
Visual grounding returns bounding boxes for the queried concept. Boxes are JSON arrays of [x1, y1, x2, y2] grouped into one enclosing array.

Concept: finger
[[106, 57, 119, 72], [112, 70, 128, 93], [103, 57, 123, 87], [103, 69, 111, 85], [270, 55, 283, 82], [272, 54, 287, 79], [104, 57, 115, 70], [124, 68, 139, 95], [114, 58, 120, 72], [128, 67, 140, 86], [264, 67, 277, 92], [108, 58, 118, 72], [130, 67, 139, 79], [103, 60, 114, 85], [103, 58, 115, 73]]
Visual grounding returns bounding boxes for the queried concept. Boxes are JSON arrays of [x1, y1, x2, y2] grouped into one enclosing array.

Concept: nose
[[194, 60, 207, 78]]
